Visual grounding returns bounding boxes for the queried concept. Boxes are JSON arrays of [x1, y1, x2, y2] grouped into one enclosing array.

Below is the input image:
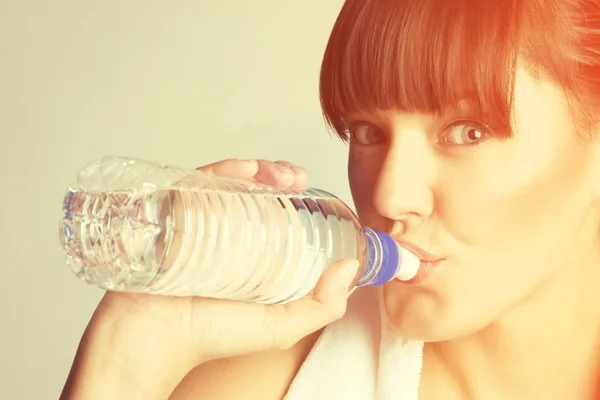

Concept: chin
[[383, 296, 492, 342], [387, 316, 486, 342]]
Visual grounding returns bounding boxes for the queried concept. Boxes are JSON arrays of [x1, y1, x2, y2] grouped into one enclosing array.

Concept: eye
[[439, 121, 490, 147], [347, 123, 386, 146]]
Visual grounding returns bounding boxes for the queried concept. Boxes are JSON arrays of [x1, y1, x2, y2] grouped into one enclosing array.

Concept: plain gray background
[[1, 1, 353, 398]]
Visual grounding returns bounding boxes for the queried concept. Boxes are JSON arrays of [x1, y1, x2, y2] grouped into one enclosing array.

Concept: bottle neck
[[356, 227, 400, 286]]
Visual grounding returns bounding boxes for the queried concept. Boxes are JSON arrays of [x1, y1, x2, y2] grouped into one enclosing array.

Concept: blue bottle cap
[[361, 228, 400, 286]]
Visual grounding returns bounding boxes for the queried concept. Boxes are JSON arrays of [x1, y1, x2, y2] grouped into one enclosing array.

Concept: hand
[[61, 159, 359, 400]]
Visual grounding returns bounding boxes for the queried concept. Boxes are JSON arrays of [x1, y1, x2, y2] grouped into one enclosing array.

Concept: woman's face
[[347, 66, 600, 341]]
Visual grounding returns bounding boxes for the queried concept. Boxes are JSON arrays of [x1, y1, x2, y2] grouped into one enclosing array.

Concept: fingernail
[[289, 165, 305, 175], [275, 163, 294, 174], [340, 259, 360, 287]]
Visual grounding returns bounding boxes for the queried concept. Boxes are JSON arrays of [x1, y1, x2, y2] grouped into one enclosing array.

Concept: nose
[[372, 133, 435, 234]]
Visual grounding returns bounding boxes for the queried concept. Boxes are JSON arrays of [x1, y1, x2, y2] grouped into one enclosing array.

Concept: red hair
[[319, 0, 600, 140]]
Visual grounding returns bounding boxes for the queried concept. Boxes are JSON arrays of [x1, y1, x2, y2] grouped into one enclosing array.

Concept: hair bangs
[[320, 0, 523, 140]]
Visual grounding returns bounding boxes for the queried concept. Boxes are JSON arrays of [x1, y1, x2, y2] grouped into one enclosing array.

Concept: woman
[[60, 0, 600, 399]]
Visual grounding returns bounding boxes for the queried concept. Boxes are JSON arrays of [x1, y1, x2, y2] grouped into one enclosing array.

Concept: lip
[[393, 238, 445, 284]]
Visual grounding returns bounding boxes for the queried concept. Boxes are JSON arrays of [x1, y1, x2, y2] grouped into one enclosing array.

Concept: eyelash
[[346, 119, 492, 148]]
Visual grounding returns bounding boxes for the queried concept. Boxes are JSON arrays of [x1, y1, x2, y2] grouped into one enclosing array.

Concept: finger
[[197, 159, 259, 179], [274, 161, 309, 192], [267, 258, 359, 349], [253, 159, 296, 188]]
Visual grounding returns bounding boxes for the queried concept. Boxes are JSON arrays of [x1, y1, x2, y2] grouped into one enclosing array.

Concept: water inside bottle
[[60, 184, 365, 303]]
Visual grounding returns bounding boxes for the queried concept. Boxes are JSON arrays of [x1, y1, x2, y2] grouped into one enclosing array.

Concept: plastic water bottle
[[58, 156, 420, 304]]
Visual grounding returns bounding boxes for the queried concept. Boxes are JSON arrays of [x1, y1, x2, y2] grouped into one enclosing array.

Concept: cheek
[[348, 149, 383, 221], [441, 75, 597, 257], [442, 140, 590, 242]]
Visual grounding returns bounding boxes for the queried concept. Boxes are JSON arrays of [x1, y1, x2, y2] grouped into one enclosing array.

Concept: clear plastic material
[[59, 156, 410, 304]]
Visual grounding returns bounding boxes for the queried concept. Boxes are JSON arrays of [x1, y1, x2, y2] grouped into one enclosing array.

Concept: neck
[[426, 247, 600, 399]]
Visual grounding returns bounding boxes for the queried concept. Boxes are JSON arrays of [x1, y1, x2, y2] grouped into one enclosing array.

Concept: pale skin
[[61, 67, 600, 399], [349, 66, 600, 399]]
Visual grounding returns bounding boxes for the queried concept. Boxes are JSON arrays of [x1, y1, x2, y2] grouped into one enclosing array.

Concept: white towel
[[284, 286, 424, 400]]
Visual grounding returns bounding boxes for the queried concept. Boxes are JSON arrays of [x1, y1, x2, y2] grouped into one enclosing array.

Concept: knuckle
[[326, 300, 348, 321]]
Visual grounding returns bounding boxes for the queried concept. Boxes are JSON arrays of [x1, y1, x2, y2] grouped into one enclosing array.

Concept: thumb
[[268, 258, 359, 349], [313, 257, 360, 302]]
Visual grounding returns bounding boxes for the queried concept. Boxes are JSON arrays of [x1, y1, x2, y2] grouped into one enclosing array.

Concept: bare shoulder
[[169, 330, 323, 400]]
